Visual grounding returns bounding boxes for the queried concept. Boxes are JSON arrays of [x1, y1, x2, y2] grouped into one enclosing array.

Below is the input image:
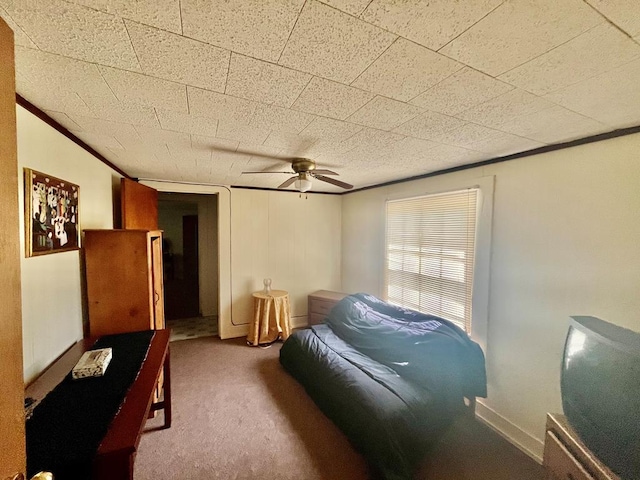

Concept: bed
[[280, 293, 487, 479]]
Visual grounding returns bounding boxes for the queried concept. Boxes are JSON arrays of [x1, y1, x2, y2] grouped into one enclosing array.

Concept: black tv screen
[[561, 316, 640, 479]]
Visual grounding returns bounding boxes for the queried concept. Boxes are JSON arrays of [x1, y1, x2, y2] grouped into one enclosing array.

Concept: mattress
[[279, 293, 487, 479], [281, 324, 456, 480]]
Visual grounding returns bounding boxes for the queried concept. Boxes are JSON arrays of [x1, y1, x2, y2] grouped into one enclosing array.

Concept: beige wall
[[341, 132, 640, 459], [143, 181, 343, 338], [198, 194, 218, 317], [230, 189, 342, 330], [17, 106, 119, 383]]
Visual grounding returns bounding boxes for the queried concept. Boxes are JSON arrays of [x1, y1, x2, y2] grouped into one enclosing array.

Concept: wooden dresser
[[543, 413, 618, 480], [84, 229, 165, 337], [307, 290, 348, 325]]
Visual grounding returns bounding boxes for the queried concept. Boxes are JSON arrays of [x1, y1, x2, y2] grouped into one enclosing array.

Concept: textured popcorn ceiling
[[2, 0, 640, 192]]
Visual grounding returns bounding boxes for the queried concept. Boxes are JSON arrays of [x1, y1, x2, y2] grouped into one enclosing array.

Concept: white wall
[[341, 133, 640, 460], [17, 106, 119, 383]]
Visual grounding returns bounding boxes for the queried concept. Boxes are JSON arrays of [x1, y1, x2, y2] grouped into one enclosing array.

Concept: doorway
[[158, 193, 218, 341]]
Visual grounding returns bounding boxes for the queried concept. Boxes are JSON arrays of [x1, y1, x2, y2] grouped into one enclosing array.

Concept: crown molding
[[15, 94, 131, 179]]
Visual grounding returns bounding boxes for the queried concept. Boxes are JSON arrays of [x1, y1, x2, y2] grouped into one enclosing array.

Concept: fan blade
[[213, 145, 298, 162], [277, 176, 298, 189], [241, 171, 292, 174], [315, 174, 353, 190], [313, 169, 338, 175]]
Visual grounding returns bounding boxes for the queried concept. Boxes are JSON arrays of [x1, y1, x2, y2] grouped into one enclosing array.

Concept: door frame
[[0, 17, 27, 479], [141, 182, 242, 339]]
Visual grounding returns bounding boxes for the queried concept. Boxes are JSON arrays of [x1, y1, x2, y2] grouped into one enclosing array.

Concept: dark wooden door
[[182, 215, 200, 317], [121, 178, 158, 230], [0, 18, 27, 479]]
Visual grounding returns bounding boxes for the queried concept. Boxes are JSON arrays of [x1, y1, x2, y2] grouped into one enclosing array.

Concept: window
[[385, 188, 479, 333]]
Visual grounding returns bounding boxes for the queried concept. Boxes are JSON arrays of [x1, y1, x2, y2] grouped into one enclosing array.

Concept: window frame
[[381, 176, 494, 351], [385, 188, 479, 332]]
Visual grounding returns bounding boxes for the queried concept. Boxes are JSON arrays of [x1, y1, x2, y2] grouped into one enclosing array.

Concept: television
[[561, 316, 640, 479]]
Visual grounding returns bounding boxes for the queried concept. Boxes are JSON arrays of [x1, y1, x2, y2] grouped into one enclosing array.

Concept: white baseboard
[[218, 321, 249, 340], [475, 400, 544, 464], [290, 315, 309, 329]]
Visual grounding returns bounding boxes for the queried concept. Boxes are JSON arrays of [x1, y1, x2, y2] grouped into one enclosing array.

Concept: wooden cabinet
[[543, 413, 618, 480], [84, 229, 165, 337], [308, 290, 348, 325]]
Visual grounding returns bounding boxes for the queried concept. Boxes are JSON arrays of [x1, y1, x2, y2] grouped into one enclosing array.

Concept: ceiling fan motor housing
[[292, 159, 316, 173]]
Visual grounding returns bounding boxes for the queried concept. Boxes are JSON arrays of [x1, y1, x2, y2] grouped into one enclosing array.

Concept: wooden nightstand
[[543, 413, 618, 480], [307, 290, 348, 325]]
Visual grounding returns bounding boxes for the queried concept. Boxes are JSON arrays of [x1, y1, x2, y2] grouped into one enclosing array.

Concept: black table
[[25, 329, 171, 479]]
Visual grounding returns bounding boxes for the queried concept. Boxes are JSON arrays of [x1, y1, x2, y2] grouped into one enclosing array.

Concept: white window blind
[[385, 188, 478, 332]]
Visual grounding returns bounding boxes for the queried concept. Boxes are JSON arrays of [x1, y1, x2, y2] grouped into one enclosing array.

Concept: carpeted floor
[[134, 336, 545, 479]]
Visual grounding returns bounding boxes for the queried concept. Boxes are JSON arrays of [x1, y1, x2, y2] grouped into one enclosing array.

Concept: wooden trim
[[15, 93, 640, 195], [0, 18, 27, 478], [15, 94, 132, 179], [229, 125, 640, 195], [96, 330, 171, 457], [348, 125, 640, 194]]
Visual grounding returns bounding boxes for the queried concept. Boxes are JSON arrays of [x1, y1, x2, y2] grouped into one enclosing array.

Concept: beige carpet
[[134, 336, 544, 479], [135, 337, 370, 479]]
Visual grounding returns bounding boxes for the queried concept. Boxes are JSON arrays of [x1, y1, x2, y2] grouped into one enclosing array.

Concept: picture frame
[[24, 168, 80, 257]]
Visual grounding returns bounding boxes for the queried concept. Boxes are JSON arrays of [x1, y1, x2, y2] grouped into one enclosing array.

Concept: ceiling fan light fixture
[[294, 175, 312, 193]]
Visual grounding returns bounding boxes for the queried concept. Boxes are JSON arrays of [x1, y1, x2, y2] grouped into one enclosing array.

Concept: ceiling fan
[[211, 146, 353, 192], [242, 158, 353, 192]]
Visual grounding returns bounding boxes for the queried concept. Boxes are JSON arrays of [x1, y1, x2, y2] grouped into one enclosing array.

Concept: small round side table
[[247, 290, 292, 346]]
